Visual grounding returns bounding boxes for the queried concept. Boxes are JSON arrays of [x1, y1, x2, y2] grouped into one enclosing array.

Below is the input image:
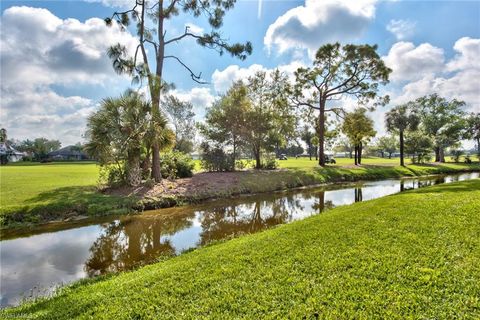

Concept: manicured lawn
[[4, 179, 479, 319], [0, 162, 135, 227], [278, 156, 408, 168]]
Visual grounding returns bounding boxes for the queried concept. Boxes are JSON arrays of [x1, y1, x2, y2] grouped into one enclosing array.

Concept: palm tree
[[385, 103, 420, 166], [85, 90, 171, 187]]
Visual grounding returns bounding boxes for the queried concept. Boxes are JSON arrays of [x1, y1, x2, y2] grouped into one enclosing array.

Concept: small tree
[[465, 112, 480, 159], [199, 82, 249, 169], [416, 94, 466, 162], [385, 103, 420, 166], [377, 135, 398, 159], [300, 125, 315, 160], [292, 43, 391, 166], [342, 108, 376, 165], [162, 95, 196, 153], [404, 130, 433, 164]]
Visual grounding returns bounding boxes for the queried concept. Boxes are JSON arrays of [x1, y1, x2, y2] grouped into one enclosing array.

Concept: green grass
[[4, 179, 479, 319], [0, 162, 136, 227], [278, 156, 408, 168]]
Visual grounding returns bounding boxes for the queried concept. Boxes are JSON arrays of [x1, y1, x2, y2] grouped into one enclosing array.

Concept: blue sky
[[1, 0, 479, 146]]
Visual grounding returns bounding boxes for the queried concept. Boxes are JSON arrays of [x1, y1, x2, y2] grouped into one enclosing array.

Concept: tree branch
[[164, 55, 208, 84]]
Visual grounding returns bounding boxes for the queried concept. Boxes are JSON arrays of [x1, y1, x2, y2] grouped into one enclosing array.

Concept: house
[[0, 142, 25, 163], [48, 145, 90, 160]]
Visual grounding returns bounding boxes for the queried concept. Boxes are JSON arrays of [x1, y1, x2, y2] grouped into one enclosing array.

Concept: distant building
[[48, 145, 90, 160], [0, 142, 25, 163]]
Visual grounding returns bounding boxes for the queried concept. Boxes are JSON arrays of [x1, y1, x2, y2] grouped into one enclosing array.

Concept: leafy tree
[[416, 94, 466, 162], [292, 43, 390, 166], [106, 0, 252, 182], [162, 95, 196, 153], [376, 135, 398, 159], [404, 130, 433, 164], [17, 138, 62, 160], [243, 70, 296, 169], [199, 82, 249, 168], [464, 112, 480, 158], [85, 90, 173, 186], [341, 108, 376, 165], [333, 137, 354, 158], [300, 125, 315, 160], [385, 103, 420, 166], [0, 128, 6, 143]]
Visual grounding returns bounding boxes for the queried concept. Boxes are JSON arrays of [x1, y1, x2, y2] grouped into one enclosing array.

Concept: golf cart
[[279, 153, 288, 160], [325, 154, 336, 164]]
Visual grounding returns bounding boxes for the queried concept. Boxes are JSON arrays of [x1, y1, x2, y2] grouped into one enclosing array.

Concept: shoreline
[[1, 162, 479, 231]]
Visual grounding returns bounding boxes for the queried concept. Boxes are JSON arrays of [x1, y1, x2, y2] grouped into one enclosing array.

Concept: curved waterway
[[1, 172, 478, 307]]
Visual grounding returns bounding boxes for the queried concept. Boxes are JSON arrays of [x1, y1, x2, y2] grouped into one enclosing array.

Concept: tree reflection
[[199, 194, 303, 246], [354, 188, 363, 203], [85, 212, 194, 277]]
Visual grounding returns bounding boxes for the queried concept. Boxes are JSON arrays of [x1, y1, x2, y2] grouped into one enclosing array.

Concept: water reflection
[[1, 172, 478, 307]]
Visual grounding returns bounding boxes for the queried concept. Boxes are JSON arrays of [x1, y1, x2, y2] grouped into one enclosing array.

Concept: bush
[[262, 154, 278, 170], [200, 142, 234, 172], [450, 150, 462, 163], [98, 164, 126, 188], [159, 151, 194, 179]]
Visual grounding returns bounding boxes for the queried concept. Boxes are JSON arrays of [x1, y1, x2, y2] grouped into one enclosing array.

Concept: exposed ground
[[3, 179, 479, 319]]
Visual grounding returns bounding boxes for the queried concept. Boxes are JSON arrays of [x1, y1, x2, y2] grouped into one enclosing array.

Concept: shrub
[[450, 150, 462, 163], [200, 142, 234, 172], [159, 151, 194, 179], [262, 154, 279, 170], [98, 164, 126, 188]]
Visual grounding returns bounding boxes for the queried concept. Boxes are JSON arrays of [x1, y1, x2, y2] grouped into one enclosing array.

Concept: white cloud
[[389, 37, 480, 113], [169, 87, 216, 120], [84, 0, 133, 8], [264, 0, 377, 55], [0, 6, 138, 145], [386, 19, 416, 40], [211, 61, 306, 94], [185, 23, 204, 35], [382, 42, 445, 81]]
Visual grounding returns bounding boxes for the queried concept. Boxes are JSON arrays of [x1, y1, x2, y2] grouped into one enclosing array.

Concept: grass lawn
[[4, 179, 479, 319], [0, 162, 136, 227]]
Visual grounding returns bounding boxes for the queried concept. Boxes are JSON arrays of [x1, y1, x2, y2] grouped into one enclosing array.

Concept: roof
[[48, 145, 86, 157]]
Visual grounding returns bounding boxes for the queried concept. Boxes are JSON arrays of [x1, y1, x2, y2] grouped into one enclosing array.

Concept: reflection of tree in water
[[85, 212, 194, 277], [199, 194, 303, 246], [400, 176, 445, 192], [303, 191, 334, 214], [354, 188, 363, 203]]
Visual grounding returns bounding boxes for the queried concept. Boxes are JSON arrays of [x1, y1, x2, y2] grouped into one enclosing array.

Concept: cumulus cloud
[[84, 0, 133, 8], [382, 41, 445, 81], [169, 87, 216, 120], [264, 0, 377, 55], [390, 37, 480, 113], [0, 6, 138, 145], [386, 19, 416, 40], [211, 61, 305, 94]]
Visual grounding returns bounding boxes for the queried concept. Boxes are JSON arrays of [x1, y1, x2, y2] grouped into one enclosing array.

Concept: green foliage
[[200, 142, 234, 172], [260, 153, 279, 170], [5, 180, 480, 318], [159, 151, 194, 179], [404, 130, 433, 164], [162, 95, 196, 153]]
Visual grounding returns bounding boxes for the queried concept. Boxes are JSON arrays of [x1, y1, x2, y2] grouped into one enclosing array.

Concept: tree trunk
[[315, 146, 318, 160], [388, 152, 392, 159], [380, 151, 384, 158], [254, 147, 261, 169], [439, 147, 445, 163], [477, 138, 480, 158], [400, 130, 405, 166], [354, 145, 358, 166], [434, 146, 440, 162], [318, 101, 326, 166], [232, 137, 237, 171], [358, 142, 363, 165], [127, 150, 142, 187], [349, 150, 353, 159], [308, 143, 312, 160]]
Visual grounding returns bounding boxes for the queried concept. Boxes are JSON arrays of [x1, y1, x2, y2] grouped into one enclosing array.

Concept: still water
[[1, 172, 478, 307]]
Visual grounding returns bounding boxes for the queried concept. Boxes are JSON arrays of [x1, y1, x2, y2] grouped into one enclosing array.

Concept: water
[[0, 172, 478, 308]]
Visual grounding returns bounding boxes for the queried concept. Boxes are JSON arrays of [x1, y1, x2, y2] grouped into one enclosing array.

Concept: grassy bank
[[1, 160, 479, 229], [3, 179, 479, 319]]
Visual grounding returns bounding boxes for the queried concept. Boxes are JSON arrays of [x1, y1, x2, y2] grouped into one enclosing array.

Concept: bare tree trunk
[[354, 145, 358, 166], [477, 138, 480, 159], [254, 147, 261, 169], [434, 146, 440, 162], [358, 142, 363, 165], [400, 130, 405, 166], [318, 101, 326, 166], [439, 147, 445, 163], [127, 150, 142, 187]]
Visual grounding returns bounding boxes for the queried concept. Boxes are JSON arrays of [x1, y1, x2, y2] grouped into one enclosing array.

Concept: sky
[[0, 0, 479, 147]]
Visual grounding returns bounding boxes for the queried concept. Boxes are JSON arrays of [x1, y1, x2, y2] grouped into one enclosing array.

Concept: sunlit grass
[[4, 179, 479, 319]]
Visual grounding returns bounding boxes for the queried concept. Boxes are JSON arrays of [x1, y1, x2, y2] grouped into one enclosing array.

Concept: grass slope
[[3, 179, 480, 319]]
